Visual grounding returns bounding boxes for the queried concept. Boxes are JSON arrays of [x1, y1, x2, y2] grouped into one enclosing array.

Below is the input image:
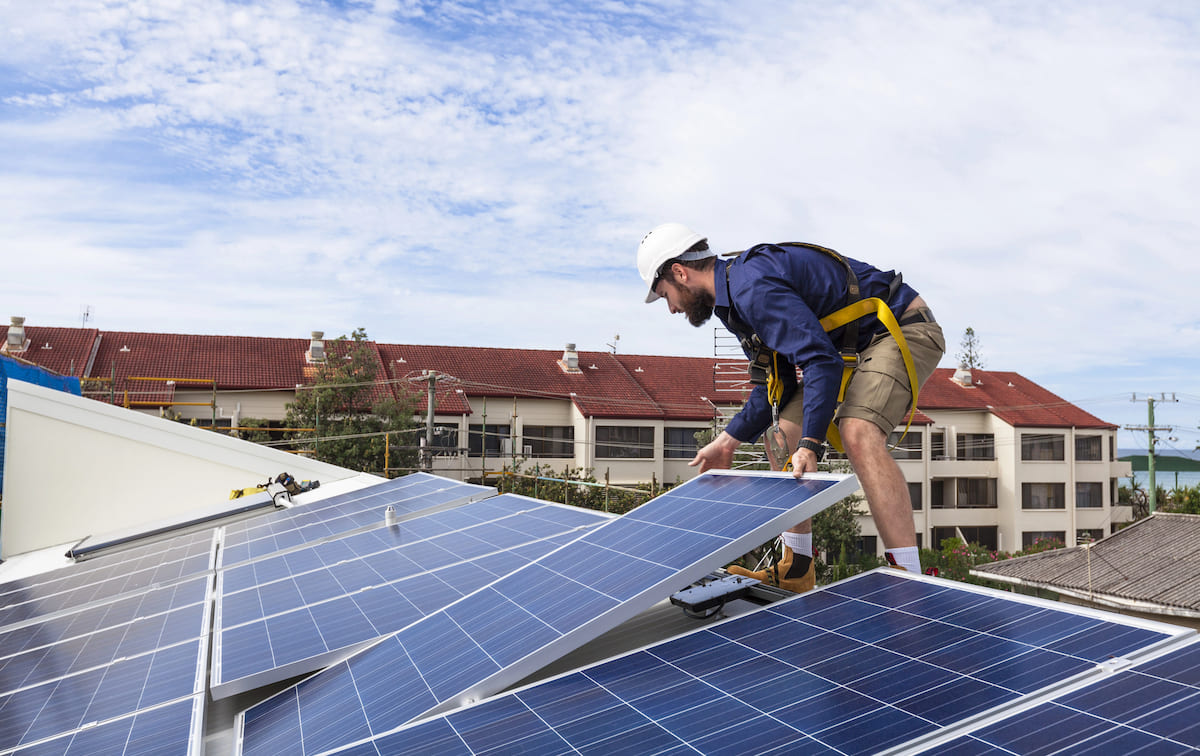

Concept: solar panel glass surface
[[212, 495, 607, 697], [319, 570, 1184, 756], [936, 637, 1200, 754], [219, 474, 492, 567], [236, 471, 860, 755]]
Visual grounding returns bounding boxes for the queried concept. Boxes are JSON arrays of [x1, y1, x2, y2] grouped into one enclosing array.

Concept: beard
[[679, 285, 715, 327]]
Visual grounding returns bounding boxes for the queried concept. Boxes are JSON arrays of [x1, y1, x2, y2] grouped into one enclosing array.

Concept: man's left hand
[[790, 447, 820, 479]]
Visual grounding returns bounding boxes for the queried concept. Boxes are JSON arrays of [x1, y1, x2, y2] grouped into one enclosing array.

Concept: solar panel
[[0, 576, 210, 656], [211, 494, 609, 698], [320, 569, 1187, 756], [6, 696, 204, 756], [219, 473, 493, 567], [0, 530, 218, 631], [235, 470, 861, 755], [0, 601, 207, 694], [0, 528, 215, 608], [930, 636, 1200, 754]]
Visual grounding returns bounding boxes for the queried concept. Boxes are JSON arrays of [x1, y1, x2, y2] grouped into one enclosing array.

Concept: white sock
[[781, 531, 812, 558], [886, 547, 921, 573]]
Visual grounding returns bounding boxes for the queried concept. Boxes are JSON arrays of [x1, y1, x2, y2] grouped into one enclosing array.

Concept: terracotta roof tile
[[1, 326, 99, 378], [918, 368, 1115, 429]]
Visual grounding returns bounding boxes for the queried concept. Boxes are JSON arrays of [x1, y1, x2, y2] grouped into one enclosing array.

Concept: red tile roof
[[378, 344, 723, 420], [5, 322, 1117, 429], [1, 326, 99, 378], [917, 368, 1115, 429]]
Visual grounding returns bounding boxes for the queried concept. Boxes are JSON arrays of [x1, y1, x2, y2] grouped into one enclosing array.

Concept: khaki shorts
[[779, 314, 945, 438]]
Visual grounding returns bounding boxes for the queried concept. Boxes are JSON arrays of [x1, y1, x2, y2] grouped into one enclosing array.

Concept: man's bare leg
[[840, 417, 920, 571]]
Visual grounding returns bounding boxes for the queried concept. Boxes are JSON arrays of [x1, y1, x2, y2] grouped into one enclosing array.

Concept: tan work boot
[[727, 547, 815, 594]]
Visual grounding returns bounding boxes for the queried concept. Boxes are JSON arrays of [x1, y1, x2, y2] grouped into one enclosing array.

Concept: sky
[[2, 0, 1198, 451]]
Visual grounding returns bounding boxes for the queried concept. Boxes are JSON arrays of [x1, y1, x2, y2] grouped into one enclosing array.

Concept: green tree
[[285, 328, 420, 474], [956, 326, 985, 370]]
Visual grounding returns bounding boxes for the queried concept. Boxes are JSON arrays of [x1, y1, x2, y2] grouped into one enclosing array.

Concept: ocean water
[[1122, 471, 1200, 492]]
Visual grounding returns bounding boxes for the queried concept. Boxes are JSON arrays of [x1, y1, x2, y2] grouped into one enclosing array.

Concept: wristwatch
[[796, 438, 826, 461]]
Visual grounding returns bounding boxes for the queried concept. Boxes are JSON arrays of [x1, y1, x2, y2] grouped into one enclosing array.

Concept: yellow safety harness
[[733, 243, 919, 465]]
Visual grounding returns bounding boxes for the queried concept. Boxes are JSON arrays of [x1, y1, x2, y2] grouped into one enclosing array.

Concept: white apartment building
[[3, 317, 1131, 557]]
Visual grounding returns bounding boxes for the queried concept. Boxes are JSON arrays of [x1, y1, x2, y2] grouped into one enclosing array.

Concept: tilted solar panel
[[930, 636, 1200, 754], [0, 529, 216, 620], [235, 470, 861, 755], [6, 695, 204, 756], [319, 570, 1186, 756], [211, 494, 609, 698], [219, 473, 494, 567]]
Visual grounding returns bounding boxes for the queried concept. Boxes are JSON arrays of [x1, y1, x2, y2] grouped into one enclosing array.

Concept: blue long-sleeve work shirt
[[715, 242, 919, 444]]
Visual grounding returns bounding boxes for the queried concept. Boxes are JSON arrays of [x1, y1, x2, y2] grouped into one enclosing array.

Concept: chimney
[[558, 343, 581, 374], [951, 363, 973, 387], [308, 331, 325, 363], [6, 316, 28, 353]]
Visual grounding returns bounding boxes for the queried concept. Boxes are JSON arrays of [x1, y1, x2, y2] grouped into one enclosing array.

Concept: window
[[851, 535, 878, 561], [1022, 482, 1066, 509], [1022, 531, 1065, 550], [523, 425, 574, 458], [1022, 433, 1065, 461], [908, 482, 922, 510], [1076, 481, 1103, 508], [1077, 528, 1103, 544], [931, 432, 946, 460], [1075, 435, 1103, 461], [956, 433, 994, 461], [956, 478, 998, 508], [932, 526, 997, 551], [664, 427, 701, 459], [931, 478, 996, 509], [596, 425, 654, 459], [931, 479, 947, 509], [468, 424, 510, 456], [428, 423, 460, 456], [888, 431, 922, 460]]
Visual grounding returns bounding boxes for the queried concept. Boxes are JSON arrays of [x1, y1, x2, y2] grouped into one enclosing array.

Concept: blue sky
[[2, 0, 1198, 449]]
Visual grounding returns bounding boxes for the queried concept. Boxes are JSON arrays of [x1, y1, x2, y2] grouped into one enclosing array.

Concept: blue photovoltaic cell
[[213, 496, 606, 694], [0, 529, 214, 605], [940, 638, 1200, 754], [317, 570, 1181, 756], [9, 696, 201, 756], [0, 601, 207, 696], [0, 639, 204, 752], [0, 576, 209, 659], [238, 472, 857, 755], [0, 530, 215, 625], [219, 473, 492, 566]]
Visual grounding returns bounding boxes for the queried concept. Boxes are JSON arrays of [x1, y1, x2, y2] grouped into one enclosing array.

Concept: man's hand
[[690, 431, 740, 472], [790, 445, 820, 479]]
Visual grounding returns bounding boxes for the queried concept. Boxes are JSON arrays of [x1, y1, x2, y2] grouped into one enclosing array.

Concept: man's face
[[656, 270, 714, 327]]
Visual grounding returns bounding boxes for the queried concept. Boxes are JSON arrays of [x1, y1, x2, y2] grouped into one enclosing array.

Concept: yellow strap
[[766, 352, 792, 471], [818, 297, 919, 453]]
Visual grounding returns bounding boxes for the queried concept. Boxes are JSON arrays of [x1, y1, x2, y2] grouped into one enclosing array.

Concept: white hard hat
[[636, 222, 710, 303]]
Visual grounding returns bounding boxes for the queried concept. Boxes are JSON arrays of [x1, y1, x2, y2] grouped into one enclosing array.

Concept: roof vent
[[308, 331, 325, 363], [6, 316, 28, 353], [558, 343, 581, 374], [951, 363, 973, 387]]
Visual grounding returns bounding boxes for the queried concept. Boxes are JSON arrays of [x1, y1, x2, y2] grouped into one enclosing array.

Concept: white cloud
[[1, 0, 1198, 434]]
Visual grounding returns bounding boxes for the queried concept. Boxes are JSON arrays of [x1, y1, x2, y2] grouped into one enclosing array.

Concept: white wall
[[1, 380, 357, 557]]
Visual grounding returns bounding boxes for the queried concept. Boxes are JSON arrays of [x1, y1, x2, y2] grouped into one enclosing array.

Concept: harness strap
[[818, 297, 919, 453]]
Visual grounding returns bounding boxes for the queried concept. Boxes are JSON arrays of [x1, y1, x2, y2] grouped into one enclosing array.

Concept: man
[[637, 223, 945, 590]]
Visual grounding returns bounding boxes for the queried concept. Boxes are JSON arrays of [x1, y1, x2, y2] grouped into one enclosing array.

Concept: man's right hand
[[689, 431, 741, 472]]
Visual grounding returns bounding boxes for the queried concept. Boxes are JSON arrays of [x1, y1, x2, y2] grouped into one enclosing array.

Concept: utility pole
[[424, 370, 437, 472], [1127, 393, 1177, 514]]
